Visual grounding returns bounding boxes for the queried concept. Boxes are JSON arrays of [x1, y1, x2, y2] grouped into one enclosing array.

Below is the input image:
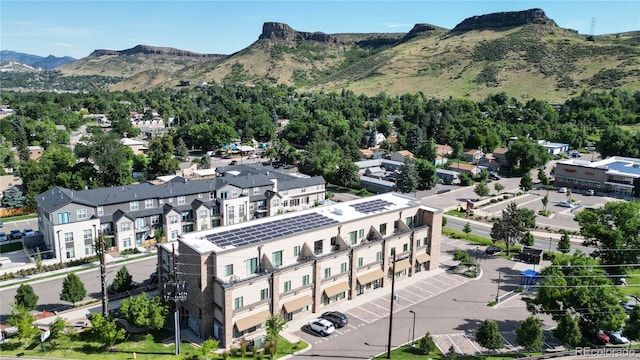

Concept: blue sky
[[2, 0, 639, 58]]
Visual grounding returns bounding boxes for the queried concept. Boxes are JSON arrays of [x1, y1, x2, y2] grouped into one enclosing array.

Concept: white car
[[607, 330, 630, 344], [558, 187, 568, 193], [308, 318, 335, 336], [557, 201, 575, 208]]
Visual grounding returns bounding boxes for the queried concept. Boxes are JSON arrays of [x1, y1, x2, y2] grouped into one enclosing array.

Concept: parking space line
[[501, 333, 517, 351], [447, 334, 464, 355], [464, 333, 484, 355]]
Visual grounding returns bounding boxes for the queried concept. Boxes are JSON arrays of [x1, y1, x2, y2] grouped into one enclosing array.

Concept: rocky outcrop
[[259, 22, 339, 43], [452, 8, 557, 32], [89, 45, 225, 58], [403, 23, 440, 41]]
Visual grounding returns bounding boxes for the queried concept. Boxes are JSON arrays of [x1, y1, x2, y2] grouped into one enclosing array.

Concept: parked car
[[621, 299, 637, 314], [558, 187, 568, 193], [607, 330, 630, 344], [489, 172, 501, 180], [9, 229, 22, 240], [556, 201, 575, 208], [485, 245, 502, 255], [23, 228, 35, 237], [583, 329, 610, 345], [320, 311, 348, 328], [229, 160, 237, 165], [0, 219, 3, 228], [436, 188, 451, 194], [307, 318, 335, 336], [0, 232, 7, 243], [586, 189, 595, 196]]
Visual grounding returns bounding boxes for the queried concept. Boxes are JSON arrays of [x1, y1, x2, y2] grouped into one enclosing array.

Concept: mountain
[[0, 50, 76, 70], [15, 8, 640, 101]]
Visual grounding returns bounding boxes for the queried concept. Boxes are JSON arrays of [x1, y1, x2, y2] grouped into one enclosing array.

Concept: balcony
[[135, 226, 150, 233]]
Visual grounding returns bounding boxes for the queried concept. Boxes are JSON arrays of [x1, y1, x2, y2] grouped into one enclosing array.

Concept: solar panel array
[[206, 212, 339, 248], [350, 199, 394, 214]]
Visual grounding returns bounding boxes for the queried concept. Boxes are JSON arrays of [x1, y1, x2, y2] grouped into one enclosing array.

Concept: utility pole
[[387, 248, 397, 359], [98, 230, 109, 317], [495, 268, 502, 304], [164, 244, 187, 355]]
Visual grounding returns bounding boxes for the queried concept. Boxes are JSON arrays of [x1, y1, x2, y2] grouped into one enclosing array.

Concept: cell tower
[[590, 17, 596, 36]]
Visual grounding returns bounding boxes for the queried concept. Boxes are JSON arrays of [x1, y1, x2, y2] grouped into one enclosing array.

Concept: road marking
[[464, 333, 484, 355], [447, 334, 464, 354]]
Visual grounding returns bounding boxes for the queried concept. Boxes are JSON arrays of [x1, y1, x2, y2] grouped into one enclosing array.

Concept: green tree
[[90, 313, 125, 350], [490, 202, 529, 255], [537, 168, 549, 185], [60, 273, 86, 306], [557, 231, 571, 254], [575, 201, 640, 275], [448, 344, 457, 359], [474, 181, 489, 198], [119, 293, 168, 331], [7, 304, 39, 347], [520, 173, 534, 192], [265, 314, 287, 355], [74, 129, 133, 187], [463, 222, 472, 239], [111, 266, 133, 293], [49, 316, 68, 344], [541, 193, 549, 214], [506, 138, 551, 173], [1, 187, 26, 208], [516, 316, 543, 354], [417, 331, 436, 355], [396, 158, 418, 194], [566, 188, 572, 202], [530, 251, 627, 332], [199, 338, 220, 360], [494, 182, 504, 194], [175, 137, 189, 161], [624, 306, 640, 341], [415, 158, 440, 190], [15, 284, 38, 310], [332, 158, 360, 189], [553, 312, 582, 347], [476, 319, 503, 352], [200, 154, 211, 169], [147, 134, 180, 177], [521, 231, 535, 247]]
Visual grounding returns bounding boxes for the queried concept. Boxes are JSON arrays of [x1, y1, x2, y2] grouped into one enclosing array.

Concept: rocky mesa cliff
[[452, 8, 558, 32]]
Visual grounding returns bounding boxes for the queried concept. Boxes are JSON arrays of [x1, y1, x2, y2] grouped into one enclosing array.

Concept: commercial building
[[35, 164, 325, 262], [554, 156, 640, 196], [162, 192, 442, 347]]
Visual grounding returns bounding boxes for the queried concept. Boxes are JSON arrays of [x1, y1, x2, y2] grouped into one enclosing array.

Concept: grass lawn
[[0, 241, 24, 253], [618, 269, 640, 298], [371, 344, 540, 359], [1, 213, 38, 222], [0, 330, 307, 360]]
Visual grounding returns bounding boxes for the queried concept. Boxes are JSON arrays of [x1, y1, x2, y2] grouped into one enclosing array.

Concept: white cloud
[[383, 23, 411, 29], [50, 42, 75, 48]]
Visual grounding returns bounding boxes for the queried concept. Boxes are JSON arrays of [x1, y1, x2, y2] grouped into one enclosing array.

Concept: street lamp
[[409, 310, 416, 347], [475, 246, 479, 276]]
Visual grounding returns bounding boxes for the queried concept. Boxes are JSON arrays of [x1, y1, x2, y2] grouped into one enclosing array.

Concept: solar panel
[[350, 199, 394, 214], [204, 212, 339, 248]]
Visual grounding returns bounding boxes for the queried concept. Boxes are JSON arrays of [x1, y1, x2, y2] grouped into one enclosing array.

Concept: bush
[[121, 248, 141, 256]]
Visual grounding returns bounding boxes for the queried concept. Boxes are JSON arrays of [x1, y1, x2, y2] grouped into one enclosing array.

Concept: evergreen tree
[[520, 173, 534, 192], [396, 158, 418, 194], [417, 331, 436, 355], [474, 181, 490, 198], [60, 273, 86, 306], [463, 222, 472, 239], [111, 266, 133, 293], [557, 231, 571, 254], [521, 231, 535, 246], [15, 284, 38, 310], [624, 306, 640, 341], [516, 316, 543, 354], [476, 319, 503, 352], [1, 187, 26, 208]]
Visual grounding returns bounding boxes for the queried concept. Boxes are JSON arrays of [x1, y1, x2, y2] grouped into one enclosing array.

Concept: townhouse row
[[161, 192, 442, 348]]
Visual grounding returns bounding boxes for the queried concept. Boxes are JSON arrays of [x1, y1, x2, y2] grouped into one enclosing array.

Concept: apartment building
[[554, 156, 640, 196], [35, 164, 325, 262], [161, 192, 442, 347]]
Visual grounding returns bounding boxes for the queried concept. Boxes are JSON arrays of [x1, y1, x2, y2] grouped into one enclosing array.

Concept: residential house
[[388, 150, 414, 163], [435, 144, 453, 166], [161, 192, 442, 347], [537, 141, 569, 156], [462, 149, 484, 164], [451, 163, 481, 177]]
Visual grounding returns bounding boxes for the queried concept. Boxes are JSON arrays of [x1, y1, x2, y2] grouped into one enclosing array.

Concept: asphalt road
[[0, 257, 156, 322]]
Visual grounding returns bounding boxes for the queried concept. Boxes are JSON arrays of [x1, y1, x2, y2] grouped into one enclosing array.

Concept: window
[[314, 240, 323, 255], [135, 218, 146, 231], [123, 238, 131, 248], [97, 206, 104, 216], [403, 243, 408, 252], [168, 197, 173, 203], [227, 206, 234, 219], [150, 215, 159, 225], [178, 196, 185, 205], [393, 220, 399, 233], [198, 193, 202, 199], [77, 209, 87, 220], [57, 211, 70, 224], [260, 288, 269, 300], [84, 244, 93, 256], [83, 229, 92, 242], [416, 239, 421, 247], [220, 190, 228, 199], [284, 281, 291, 292], [273, 199, 279, 207], [348, 231, 357, 245], [423, 235, 430, 247], [324, 268, 331, 278], [272, 251, 283, 267], [293, 246, 301, 256], [145, 199, 154, 208], [121, 222, 131, 231], [198, 210, 207, 219], [358, 229, 364, 239], [253, 187, 260, 195], [246, 257, 258, 274], [64, 232, 74, 258], [340, 262, 347, 273], [225, 264, 233, 276], [130, 201, 139, 211], [231, 189, 238, 197], [406, 216, 414, 228], [234, 297, 243, 309], [379, 223, 387, 236], [376, 251, 383, 261], [159, 199, 164, 204], [238, 204, 245, 218], [169, 215, 178, 224], [358, 257, 363, 267], [242, 188, 248, 195], [171, 230, 178, 240], [302, 275, 310, 286], [209, 192, 215, 200]]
